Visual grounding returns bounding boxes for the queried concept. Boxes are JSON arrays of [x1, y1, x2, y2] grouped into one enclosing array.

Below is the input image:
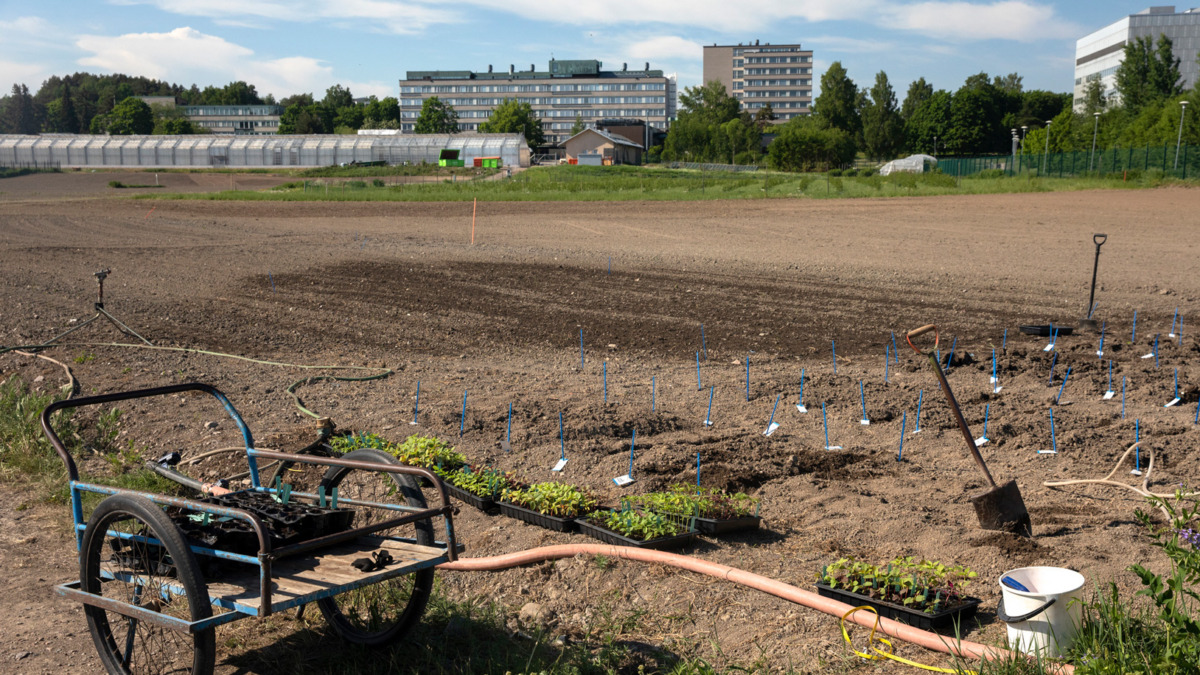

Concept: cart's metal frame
[[42, 382, 458, 635]]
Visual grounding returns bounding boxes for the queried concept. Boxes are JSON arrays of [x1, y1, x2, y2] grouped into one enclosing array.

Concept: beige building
[[178, 105, 285, 135], [702, 42, 813, 122], [563, 128, 643, 165], [399, 60, 675, 146]]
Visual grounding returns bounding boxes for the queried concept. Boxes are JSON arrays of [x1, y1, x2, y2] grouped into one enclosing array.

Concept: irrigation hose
[[10, 349, 77, 397], [1, 340, 391, 420], [1044, 441, 1199, 519], [437, 544, 1074, 674]]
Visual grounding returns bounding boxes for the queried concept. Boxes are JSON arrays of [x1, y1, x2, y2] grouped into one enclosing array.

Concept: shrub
[[843, 168, 859, 177], [345, 180, 367, 188], [827, 168, 843, 177], [977, 168, 1006, 179], [859, 167, 877, 177], [372, 179, 385, 187], [108, 180, 125, 188]]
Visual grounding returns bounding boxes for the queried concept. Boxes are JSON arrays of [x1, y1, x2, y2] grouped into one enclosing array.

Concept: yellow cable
[[840, 606, 975, 674]]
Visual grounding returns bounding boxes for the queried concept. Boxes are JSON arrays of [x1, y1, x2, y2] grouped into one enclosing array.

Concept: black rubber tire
[[81, 494, 215, 675], [261, 439, 338, 494], [314, 448, 435, 647]]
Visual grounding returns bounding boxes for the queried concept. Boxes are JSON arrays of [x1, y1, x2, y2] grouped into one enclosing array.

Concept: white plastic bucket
[[998, 566, 1085, 658]]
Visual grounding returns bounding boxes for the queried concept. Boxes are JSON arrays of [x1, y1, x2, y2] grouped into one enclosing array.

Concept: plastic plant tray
[[690, 514, 761, 536], [497, 501, 578, 532], [445, 483, 498, 512], [576, 516, 698, 551], [815, 583, 982, 631]]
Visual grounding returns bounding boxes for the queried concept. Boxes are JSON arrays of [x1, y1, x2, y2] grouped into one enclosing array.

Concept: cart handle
[[905, 324, 939, 356], [41, 382, 253, 483]]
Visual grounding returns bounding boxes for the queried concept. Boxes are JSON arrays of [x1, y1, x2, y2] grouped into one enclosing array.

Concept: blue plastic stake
[[412, 381, 420, 425], [885, 344, 890, 383], [1122, 377, 1127, 419], [1194, 398, 1199, 424], [898, 411, 907, 461], [1171, 308, 1179, 335], [628, 429, 636, 476], [651, 376, 656, 411], [891, 331, 899, 364], [982, 404, 990, 440], [506, 403, 512, 444], [696, 452, 701, 490], [746, 356, 750, 402], [1154, 334, 1160, 369], [704, 386, 714, 426], [1088, 302, 1098, 319], [701, 324, 708, 360], [1105, 360, 1114, 397], [696, 351, 702, 390], [559, 412, 565, 459], [603, 361, 608, 404], [460, 389, 468, 436], [822, 402, 831, 449], [859, 380, 869, 424], [1134, 420, 1141, 473], [946, 336, 957, 369], [797, 369, 807, 412], [580, 329, 585, 368], [608, 256, 612, 275], [914, 390, 924, 433], [1098, 323, 1105, 358], [269, 271, 275, 293], [991, 348, 999, 392], [764, 394, 780, 436], [1049, 409, 1059, 454], [1175, 368, 1180, 400], [1132, 310, 1138, 343], [1002, 328, 1008, 350], [832, 341, 837, 375], [1056, 367, 1072, 403], [1047, 352, 1057, 385]]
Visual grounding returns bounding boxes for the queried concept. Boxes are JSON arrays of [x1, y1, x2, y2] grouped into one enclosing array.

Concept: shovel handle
[[906, 324, 939, 356], [1093, 233, 1107, 247]]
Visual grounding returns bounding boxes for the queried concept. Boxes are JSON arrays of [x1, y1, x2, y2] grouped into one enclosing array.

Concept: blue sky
[[0, 2, 1150, 102]]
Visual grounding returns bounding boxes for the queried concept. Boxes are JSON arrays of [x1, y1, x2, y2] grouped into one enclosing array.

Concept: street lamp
[[933, 135, 938, 157], [1020, 125, 1028, 150], [1011, 130, 1019, 174], [1041, 120, 1052, 174], [1090, 112, 1101, 172], [1175, 100, 1189, 170]]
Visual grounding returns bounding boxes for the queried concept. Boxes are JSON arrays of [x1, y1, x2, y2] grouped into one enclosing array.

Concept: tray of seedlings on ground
[[577, 504, 698, 550], [439, 464, 515, 512], [389, 433, 468, 485], [816, 556, 981, 631], [623, 484, 761, 536], [499, 481, 598, 532]]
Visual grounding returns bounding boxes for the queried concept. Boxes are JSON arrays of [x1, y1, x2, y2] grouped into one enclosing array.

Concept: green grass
[[137, 164, 1199, 204], [0, 166, 61, 179]]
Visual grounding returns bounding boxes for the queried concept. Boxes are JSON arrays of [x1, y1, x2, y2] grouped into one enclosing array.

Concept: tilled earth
[[2, 175, 1200, 673]]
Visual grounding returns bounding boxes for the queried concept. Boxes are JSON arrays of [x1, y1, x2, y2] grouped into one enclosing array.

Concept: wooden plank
[[205, 537, 446, 612]]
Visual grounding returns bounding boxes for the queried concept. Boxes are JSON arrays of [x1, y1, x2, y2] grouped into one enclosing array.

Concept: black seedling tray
[[577, 516, 698, 550], [815, 583, 981, 631], [173, 490, 356, 554], [1019, 325, 1074, 338], [691, 514, 761, 536], [497, 501, 578, 532], [446, 483, 498, 512]]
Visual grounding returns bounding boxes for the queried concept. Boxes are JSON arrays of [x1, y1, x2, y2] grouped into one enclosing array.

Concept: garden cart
[[40, 382, 458, 674]]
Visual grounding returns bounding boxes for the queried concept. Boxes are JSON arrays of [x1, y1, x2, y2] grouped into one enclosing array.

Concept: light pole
[[1175, 100, 1189, 170], [1089, 112, 1101, 173], [1041, 120, 1051, 174], [933, 135, 938, 157], [1011, 129, 1019, 173]]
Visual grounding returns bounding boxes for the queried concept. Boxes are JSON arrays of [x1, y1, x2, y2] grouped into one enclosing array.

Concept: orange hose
[[439, 544, 1073, 674]]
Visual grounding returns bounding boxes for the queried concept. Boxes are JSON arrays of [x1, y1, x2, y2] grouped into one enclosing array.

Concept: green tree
[[661, 82, 743, 163], [279, 93, 314, 109], [103, 97, 154, 135], [812, 61, 860, 138], [278, 103, 326, 134], [901, 77, 932, 121], [1117, 35, 1183, 114], [415, 97, 459, 134], [754, 103, 776, 129], [992, 72, 1024, 94], [478, 98, 543, 146], [1081, 80, 1107, 115], [153, 117, 204, 134], [766, 116, 856, 171], [58, 81, 80, 133], [2, 84, 39, 134], [862, 71, 904, 160], [721, 117, 762, 164], [334, 105, 364, 130], [904, 89, 951, 154], [570, 114, 586, 135], [679, 80, 740, 124], [363, 96, 399, 125], [322, 84, 354, 110]]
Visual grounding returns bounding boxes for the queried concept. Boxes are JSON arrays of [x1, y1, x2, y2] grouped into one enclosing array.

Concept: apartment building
[[399, 59, 675, 146], [1074, 5, 1200, 110], [702, 42, 813, 122]]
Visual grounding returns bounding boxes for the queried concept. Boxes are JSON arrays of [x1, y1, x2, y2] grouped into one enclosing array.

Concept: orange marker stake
[[471, 197, 477, 244], [144, 206, 156, 220]]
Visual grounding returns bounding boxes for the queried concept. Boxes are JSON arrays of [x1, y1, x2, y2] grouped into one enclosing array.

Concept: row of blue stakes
[[403, 317, 1191, 482]]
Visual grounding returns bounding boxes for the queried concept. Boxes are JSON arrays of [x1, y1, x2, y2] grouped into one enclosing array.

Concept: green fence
[[937, 144, 1197, 180]]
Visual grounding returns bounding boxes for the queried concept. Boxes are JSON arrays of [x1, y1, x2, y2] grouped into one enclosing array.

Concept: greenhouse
[[0, 133, 528, 169]]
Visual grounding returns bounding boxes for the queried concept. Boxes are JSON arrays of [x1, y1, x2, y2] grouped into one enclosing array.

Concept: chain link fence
[[936, 144, 1196, 179]]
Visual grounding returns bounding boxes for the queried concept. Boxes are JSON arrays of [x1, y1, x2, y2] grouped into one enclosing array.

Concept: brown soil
[[2, 175, 1199, 673]]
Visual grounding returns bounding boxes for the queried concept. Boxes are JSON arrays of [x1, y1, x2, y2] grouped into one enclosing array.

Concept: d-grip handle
[[997, 596, 1057, 623], [905, 324, 939, 356], [1093, 233, 1107, 247]]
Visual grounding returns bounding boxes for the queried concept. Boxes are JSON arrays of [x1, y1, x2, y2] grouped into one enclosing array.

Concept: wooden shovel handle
[[905, 324, 939, 355]]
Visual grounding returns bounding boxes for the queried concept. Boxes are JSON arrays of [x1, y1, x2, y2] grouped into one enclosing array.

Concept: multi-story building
[[399, 60, 676, 146], [702, 41, 813, 122], [178, 105, 285, 135], [1074, 5, 1200, 110]]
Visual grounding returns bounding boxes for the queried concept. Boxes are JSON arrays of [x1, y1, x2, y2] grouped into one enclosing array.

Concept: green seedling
[[501, 481, 598, 518]]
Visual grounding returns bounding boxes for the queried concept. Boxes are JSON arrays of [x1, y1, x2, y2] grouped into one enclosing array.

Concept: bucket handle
[[997, 596, 1056, 623]]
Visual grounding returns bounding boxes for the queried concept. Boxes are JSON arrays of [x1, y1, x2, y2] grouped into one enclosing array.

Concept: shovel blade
[[971, 479, 1033, 537]]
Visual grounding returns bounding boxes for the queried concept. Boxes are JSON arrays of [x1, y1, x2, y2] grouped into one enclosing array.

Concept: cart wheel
[[262, 439, 338, 494], [315, 448, 434, 646], [81, 494, 215, 675]]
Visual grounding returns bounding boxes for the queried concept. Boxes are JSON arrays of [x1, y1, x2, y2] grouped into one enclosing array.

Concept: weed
[[593, 554, 613, 570], [93, 406, 122, 452], [74, 351, 95, 364]]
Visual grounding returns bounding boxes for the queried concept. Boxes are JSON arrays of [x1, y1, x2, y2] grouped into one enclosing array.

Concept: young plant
[[444, 464, 514, 497], [588, 507, 688, 541], [329, 430, 393, 455], [501, 482, 597, 518], [818, 556, 977, 614], [622, 483, 759, 520], [392, 434, 467, 472]]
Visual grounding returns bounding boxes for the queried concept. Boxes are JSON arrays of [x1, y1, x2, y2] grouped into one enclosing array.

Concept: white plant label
[[974, 437, 989, 447], [860, 419, 871, 426], [763, 422, 780, 437], [1102, 391, 1115, 400], [911, 428, 922, 435], [795, 404, 807, 414], [612, 474, 634, 487], [703, 418, 713, 427], [990, 376, 997, 384], [1165, 398, 1181, 408], [824, 445, 843, 451], [1036, 450, 1058, 455], [1170, 333, 1177, 338], [993, 386, 1003, 394], [501, 441, 512, 453], [551, 458, 568, 472], [1043, 343, 1055, 352], [409, 420, 419, 426], [1096, 350, 1104, 357], [1142, 353, 1154, 359], [1130, 469, 1143, 476]]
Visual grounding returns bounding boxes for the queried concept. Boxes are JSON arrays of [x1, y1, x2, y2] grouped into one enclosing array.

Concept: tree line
[[0, 73, 400, 136]]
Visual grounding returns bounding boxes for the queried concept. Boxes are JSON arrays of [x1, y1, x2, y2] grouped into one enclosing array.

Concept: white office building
[[1074, 6, 1200, 110]]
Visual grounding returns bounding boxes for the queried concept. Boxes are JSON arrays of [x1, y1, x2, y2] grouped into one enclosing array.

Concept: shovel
[[1078, 233, 1107, 333], [906, 324, 1033, 538]]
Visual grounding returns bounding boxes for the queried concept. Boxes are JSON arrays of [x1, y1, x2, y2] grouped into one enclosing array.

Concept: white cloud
[[74, 26, 388, 98], [625, 36, 704, 62], [885, 1, 1077, 41], [117, 0, 458, 34], [0, 16, 67, 90], [805, 36, 896, 53]]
